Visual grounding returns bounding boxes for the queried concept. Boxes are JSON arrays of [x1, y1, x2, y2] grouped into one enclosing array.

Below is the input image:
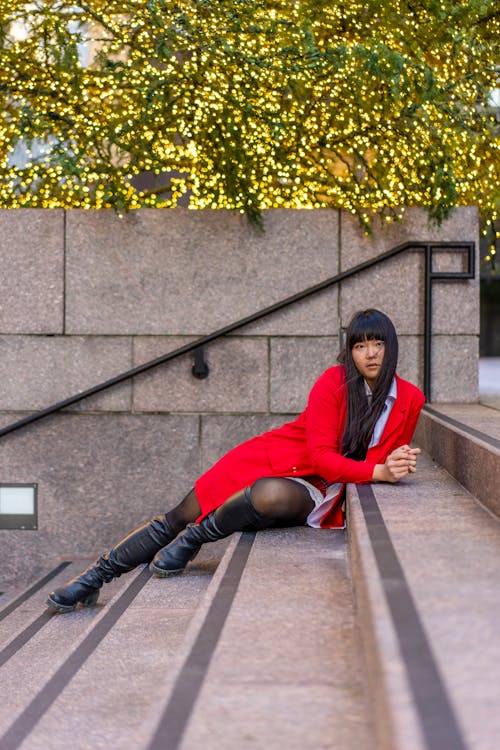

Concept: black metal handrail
[[0, 240, 474, 439]]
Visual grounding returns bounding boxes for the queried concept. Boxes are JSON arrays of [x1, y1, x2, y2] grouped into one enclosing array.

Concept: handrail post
[[423, 245, 432, 402]]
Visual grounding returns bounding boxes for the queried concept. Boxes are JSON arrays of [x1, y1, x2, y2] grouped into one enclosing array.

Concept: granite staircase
[[0, 405, 499, 750]]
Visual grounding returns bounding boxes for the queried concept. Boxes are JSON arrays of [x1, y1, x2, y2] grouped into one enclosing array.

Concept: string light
[[0, 0, 498, 235]]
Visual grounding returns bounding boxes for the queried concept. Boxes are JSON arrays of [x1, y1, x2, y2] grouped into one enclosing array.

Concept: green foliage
[[0, 0, 498, 242]]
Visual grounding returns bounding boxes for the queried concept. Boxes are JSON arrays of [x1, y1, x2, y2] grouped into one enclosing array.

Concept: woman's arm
[[305, 369, 377, 483], [307, 369, 425, 485], [372, 388, 425, 482]]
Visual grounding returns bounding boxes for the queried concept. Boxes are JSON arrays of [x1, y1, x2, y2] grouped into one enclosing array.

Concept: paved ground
[[479, 357, 500, 409]]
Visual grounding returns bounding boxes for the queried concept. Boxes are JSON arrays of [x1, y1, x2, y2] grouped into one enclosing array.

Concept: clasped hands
[[372, 445, 421, 483]]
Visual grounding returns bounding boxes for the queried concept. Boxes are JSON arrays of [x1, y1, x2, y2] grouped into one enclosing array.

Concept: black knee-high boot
[[47, 514, 176, 613], [149, 489, 271, 578]]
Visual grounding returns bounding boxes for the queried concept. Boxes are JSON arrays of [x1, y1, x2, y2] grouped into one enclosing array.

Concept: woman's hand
[[372, 445, 421, 483]]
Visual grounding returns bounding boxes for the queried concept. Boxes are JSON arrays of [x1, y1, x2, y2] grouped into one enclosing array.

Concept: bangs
[[346, 310, 388, 348]]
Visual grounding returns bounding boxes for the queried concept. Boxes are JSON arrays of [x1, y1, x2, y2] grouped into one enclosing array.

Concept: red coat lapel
[[366, 375, 410, 463]]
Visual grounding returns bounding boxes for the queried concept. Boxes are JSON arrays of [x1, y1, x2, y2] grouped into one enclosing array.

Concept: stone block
[[431, 335, 479, 402], [200, 415, 290, 473], [132, 336, 268, 413], [397, 335, 423, 392], [270, 337, 338, 413], [340, 207, 480, 338], [65, 208, 339, 336], [340, 255, 479, 337], [241, 286, 339, 337], [0, 209, 64, 334], [340, 206, 479, 269], [0, 413, 199, 586], [0, 335, 132, 411], [340, 252, 424, 334], [432, 279, 480, 335]]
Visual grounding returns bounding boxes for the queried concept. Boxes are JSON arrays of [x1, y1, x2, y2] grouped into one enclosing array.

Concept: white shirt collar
[[364, 377, 397, 401]]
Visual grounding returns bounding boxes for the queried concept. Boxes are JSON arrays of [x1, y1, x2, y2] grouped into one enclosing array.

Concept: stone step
[[3, 423, 498, 749], [0, 540, 229, 750], [144, 526, 372, 750], [0, 526, 372, 749], [348, 449, 500, 750], [415, 403, 500, 518]]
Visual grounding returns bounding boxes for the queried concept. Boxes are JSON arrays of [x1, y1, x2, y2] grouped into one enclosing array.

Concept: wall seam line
[[62, 210, 67, 336], [338, 208, 342, 334]]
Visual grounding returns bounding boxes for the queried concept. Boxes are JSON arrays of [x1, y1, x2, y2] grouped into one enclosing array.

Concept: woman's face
[[351, 338, 385, 388]]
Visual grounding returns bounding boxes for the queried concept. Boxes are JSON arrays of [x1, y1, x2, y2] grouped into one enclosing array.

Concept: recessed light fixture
[[0, 484, 38, 529]]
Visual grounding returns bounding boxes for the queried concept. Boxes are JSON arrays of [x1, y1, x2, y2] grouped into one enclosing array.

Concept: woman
[[47, 308, 424, 613]]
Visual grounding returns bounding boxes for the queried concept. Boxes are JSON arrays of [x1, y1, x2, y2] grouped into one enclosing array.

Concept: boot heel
[[149, 561, 186, 578], [150, 543, 201, 577], [81, 590, 100, 607]]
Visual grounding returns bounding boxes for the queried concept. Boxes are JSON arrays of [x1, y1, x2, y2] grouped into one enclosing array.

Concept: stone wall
[[0, 207, 479, 584]]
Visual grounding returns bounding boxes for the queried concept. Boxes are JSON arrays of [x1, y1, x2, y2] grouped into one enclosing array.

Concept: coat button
[[292, 466, 297, 473]]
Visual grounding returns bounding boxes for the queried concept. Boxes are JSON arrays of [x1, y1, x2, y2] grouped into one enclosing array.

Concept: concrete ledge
[[414, 404, 500, 518], [347, 487, 423, 750], [348, 452, 500, 750]]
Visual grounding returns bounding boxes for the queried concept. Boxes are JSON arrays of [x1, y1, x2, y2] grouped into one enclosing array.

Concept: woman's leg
[[150, 478, 314, 577], [46, 489, 202, 613], [165, 488, 202, 533], [249, 477, 315, 526]]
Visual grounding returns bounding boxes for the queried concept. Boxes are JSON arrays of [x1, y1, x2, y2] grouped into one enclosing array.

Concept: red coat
[[195, 365, 425, 527]]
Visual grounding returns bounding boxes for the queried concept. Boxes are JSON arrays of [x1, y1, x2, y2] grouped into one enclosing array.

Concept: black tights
[[248, 477, 314, 527], [166, 489, 202, 534], [166, 477, 314, 534]]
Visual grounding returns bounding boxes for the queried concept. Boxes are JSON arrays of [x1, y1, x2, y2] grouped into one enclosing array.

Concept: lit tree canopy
[[0, 0, 498, 236]]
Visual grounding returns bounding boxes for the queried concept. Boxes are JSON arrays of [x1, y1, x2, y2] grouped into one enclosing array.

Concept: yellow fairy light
[[0, 0, 498, 229]]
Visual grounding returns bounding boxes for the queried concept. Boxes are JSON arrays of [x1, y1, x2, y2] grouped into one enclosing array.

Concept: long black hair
[[338, 309, 398, 459]]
